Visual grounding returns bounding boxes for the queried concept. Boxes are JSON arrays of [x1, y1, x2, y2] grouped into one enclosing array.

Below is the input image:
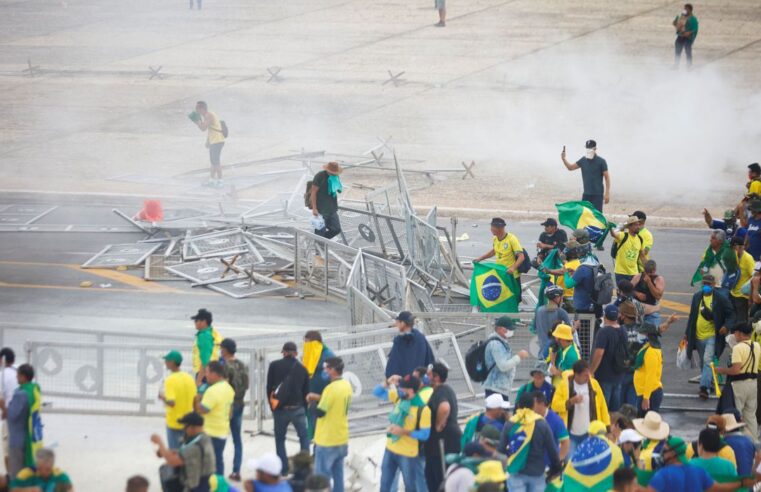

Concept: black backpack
[[518, 249, 531, 274], [611, 329, 632, 373], [610, 232, 641, 259], [465, 338, 506, 382], [304, 180, 314, 208], [591, 265, 614, 305], [220, 120, 229, 138]]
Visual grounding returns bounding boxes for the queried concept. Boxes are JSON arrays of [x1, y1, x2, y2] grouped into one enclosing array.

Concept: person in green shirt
[[10, 448, 72, 491], [690, 428, 739, 485], [673, 3, 699, 68]]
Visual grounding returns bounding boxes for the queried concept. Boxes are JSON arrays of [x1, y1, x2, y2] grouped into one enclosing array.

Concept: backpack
[[591, 265, 614, 305], [518, 249, 531, 274], [611, 329, 632, 373], [610, 232, 641, 259], [465, 338, 507, 382], [220, 120, 229, 138], [304, 180, 314, 208]]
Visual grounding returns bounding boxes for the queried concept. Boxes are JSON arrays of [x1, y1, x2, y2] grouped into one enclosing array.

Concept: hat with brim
[[248, 453, 282, 477], [624, 215, 640, 227], [552, 323, 574, 341], [474, 460, 508, 484], [541, 218, 558, 227], [720, 413, 747, 432], [664, 436, 689, 464], [589, 420, 607, 436], [490, 217, 507, 228], [323, 162, 343, 175], [530, 368, 547, 377], [163, 350, 183, 365], [724, 209, 736, 220], [633, 411, 669, 441], [495, 316, 515, 330]]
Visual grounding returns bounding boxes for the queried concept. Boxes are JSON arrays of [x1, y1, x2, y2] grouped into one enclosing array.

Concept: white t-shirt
[[1, 366, 18, 405], [570, 381, 590, 436]]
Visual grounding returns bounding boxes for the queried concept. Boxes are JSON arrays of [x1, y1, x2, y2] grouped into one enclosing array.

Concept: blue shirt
[[571, 264, 595, 312], [544, 409, 568, 466], [711, 219, 747, 240], [248, 480, 293, 492], [724, 433, 755, 476], [477, 414, 506, 434], [747, 216, 761, 260], [649, 464, 714, 492]]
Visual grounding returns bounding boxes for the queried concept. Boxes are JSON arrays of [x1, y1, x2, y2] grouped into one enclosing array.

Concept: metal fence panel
[[294, 230, 359, 300]]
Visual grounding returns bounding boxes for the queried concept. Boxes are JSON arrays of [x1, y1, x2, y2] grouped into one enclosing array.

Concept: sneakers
[[698, 386, 709, 400], [228, 473, 241, 482]]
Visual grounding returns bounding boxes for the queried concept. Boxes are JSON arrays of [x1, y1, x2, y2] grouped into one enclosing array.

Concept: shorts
[[209, 142, 224, 167], [435, 0, 445, 9]]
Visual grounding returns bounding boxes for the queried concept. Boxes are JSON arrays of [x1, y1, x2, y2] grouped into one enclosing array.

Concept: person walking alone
[[191, 101, 226, 186], [309, 162, 344, 239], [561, 139, 611, 212], [673, 4, 699, 69]]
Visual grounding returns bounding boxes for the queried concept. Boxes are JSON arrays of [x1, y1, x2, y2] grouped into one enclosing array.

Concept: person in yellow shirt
[[160, 350, 197, 450], [308, 357, 352, 492], [193, 101, 226, 187], [379, 376, 432, 492], [610, 216, 646, 285], [632, 323, 663, 417], [474, 217, 526, 292], [746, 162, 761, 199], [632, 211, 653, 272], [196, 361, 235, 477], [729, 236, 754, 323]]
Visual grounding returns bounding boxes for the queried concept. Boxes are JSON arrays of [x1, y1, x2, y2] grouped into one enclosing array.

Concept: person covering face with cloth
[[309, 162, 344, 240], [301, 331, 335, 441]]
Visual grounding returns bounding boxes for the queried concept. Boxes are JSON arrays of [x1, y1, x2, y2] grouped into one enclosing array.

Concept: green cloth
[[327, 175, 343, 198], [20, 382, 42, 468], [196, 328, 215, 367], [10, 467, 71, 490], [188, 111, 202, 123], [387, 393, 425, 442], [460, 413, 481, 448], [691, 241, 729, 285], [556, 344, 580, 372], [555, 200, 613, 248], [690, 456, 737, 483]]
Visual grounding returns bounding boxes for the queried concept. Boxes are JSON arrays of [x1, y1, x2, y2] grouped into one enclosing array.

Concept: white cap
[[485, 394, 505, 410], [247, 453, 282, 476], [618, 428, 644, 445]]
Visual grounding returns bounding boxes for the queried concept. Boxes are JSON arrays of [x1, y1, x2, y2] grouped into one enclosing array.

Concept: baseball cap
[[585, 139, 597, 149], [724, 209, 736, 220], [248, 453, 282, 477], [479, 424, 501, 445], [177, 411, 204, 427], [162, 350, 183, 365], [530, 368, 547, 377], [494, 316, 514, 330], [541, 218, 558, 227], [190, 308, 212, 324], [490, 217, 507, 227], [282, 341, 298, 353], [665, 436, 688, 463], [395, 311, 415, 325], [220, 338, 237, 354], [618, 429, 644, 445], [604, 304, 619, 321], [702, 273, 716, 285], [731, 235, 745, 247], [485, 393, 505, 410]]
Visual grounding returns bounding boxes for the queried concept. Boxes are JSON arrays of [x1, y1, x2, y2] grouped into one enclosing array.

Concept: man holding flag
[[3, 364, 42, 479], [473, 217, 526, 297]]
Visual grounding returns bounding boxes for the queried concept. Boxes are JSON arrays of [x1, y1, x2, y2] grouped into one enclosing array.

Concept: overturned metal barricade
[[294, 230, 360, 300]]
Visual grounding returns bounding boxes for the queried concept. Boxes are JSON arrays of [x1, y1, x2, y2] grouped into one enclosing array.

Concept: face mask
[[421, 375, 431, 386], [502, 330, 515, 339], [702, 285, 713, 295], [585, 149, 595, 159], [397, 391, 409, 400], [681, 10, 687, 15], [321, 369, 330, 381]]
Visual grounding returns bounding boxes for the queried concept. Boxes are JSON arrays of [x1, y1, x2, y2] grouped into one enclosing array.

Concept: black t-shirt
[[576, 155, 608, 196], [425, 384, 462, 455], [593, 325, 626, 383], [312, 170, 338, 215], [538, 229, 568, 252]]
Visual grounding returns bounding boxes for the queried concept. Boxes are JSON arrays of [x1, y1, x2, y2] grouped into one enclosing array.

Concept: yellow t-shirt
[[201, 380, 235, 438], [732, 251, 755, 299], [206, 111, 225, 145], [731, 341, 761, 374], [314, 378, 353, 447], [749, 180, 761, 197], [493, 233, 523, 278], [640, 228, 654, 253], [559, 258, 581, 297], [164, 371, 198, 430], [695, 294, 715, 340], [614, 232, 643, 275], [386, 404, 431, 458]]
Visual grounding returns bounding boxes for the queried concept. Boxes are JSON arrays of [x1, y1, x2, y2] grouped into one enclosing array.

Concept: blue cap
[[604, 304, 619, 321]]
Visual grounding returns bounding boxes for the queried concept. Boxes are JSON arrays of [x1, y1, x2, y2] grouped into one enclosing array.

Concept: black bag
[[611, 330, 632, 374], [159, 464, 183, 492], [611, 232, 641, 259], [465, 338, 505, 382], [304, 181, 314, 208], [518, 248, 531, 274], [220, 120, 229, 138], [591, 265, 614, 305]]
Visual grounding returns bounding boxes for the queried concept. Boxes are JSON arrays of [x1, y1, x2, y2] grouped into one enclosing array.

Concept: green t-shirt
[[690, 456, 737, 483], [675, 14, 699, 41], [10, 467, 72, 490]]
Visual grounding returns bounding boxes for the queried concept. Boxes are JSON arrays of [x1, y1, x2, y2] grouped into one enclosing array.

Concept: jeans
[[388, 456, 425, 492], [230, 404, 244, 473], [598, 381, 622, 413], [211, 437, 226, 476], [637, 387, 663, 417], [380, 449, 419, 492], [620, 372, 638, 408], [675, 36, 694, 66], [507, 472, 546, 492], [695, 337, 716, 391], [315, 211, 342, 240], [644, 311, 661, 328], [582, 193, 603, 213], [273, 407, 310, 474], [569, 433, 587, 457], [314, 444, 348, 492], [167, 427, 184, 450]]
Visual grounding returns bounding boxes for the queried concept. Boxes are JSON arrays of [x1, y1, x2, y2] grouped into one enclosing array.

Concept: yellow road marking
[[0, 279, 213, 295], [660, 299, 691, 314]]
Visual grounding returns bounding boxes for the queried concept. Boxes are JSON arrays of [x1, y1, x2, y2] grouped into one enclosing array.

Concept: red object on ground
[[137, 200, 163, 222]]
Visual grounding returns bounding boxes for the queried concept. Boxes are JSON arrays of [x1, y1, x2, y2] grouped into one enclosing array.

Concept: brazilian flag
[[470, 262, 519, 313], [562, 436, 623, 491], [555, 201, 613, 248]]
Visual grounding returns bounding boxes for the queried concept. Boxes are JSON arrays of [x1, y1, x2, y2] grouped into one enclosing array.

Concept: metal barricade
[[294, 230, 359, 301]]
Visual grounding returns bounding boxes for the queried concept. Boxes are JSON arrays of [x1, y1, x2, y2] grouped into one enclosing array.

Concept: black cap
[[731, 235, 745, 247], [178, 411, 204, 427], [541, 218, 558, 227], [220, 338, 237, 354], [190, 308, 212, 324], [282, 341, 298, 353], [749, 163, 761, 175], [399, 375, 421, 390], [395, 311, 415, 325], [734, 322, 753, 335], [585, 139, 597, 149], [490, 217, 506, 227]]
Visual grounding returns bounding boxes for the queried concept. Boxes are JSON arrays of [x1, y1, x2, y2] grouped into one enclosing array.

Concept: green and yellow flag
[[20, 382, 43, 468], [469, 262, 519, 313], [505, 408, 540, 474], [555, 201, 612, 248]]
